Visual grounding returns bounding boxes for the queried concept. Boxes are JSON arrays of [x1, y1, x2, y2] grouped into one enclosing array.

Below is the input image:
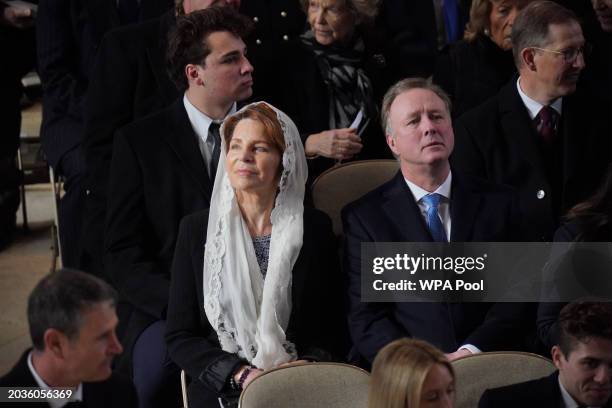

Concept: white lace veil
[[203, 102, 307, 369]]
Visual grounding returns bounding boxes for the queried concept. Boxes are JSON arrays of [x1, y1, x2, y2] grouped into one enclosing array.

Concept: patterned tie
[[421, 193, 448, 242], [443, 0, 462, 43], [536, 105, 558, 143], [208, 122, 221, 181]]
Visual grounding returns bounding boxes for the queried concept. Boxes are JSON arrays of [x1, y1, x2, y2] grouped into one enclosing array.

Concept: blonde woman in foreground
[[369, 339, 455, 408]]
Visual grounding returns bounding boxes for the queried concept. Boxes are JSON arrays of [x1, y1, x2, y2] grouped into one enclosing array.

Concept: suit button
[[256, 39, 262, 45], [282, 35, 289, 41], [536, 189, 546, 199], [280, 11, 287, 17], [253, 16, 259, 23]]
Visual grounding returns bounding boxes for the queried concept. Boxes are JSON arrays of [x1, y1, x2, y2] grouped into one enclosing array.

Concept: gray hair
[[28, 268, 117, 350], [511, 0, 579, 68], [381, 77, 452, 136], [300, 0, 381, 22]]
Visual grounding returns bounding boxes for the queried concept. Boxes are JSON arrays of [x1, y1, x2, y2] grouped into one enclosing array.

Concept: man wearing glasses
[[452, 0, 610, 243]]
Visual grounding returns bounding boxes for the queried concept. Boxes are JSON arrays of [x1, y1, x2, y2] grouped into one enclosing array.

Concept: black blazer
[[377, 0, 471, 77], [342, 171, 524, 362], [82, 11, 179, 274], [433, 34, 516, 118], [479, 371, 612, 408], [166, 208, 345, 407], [37, 0, 173, 167], [104, 99, 212, 371], [0, 350, 137, 408], [453, 79, 611, 242]]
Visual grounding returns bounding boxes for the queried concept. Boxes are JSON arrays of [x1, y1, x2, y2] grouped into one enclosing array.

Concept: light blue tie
[[421, 193, 448, 242]]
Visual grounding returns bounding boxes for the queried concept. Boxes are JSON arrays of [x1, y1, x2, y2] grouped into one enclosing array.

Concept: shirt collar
[[516, 77, 563, 120], [404, 171, 452, 202], [558, 376, 600, 408], [183, 93, 237, 142], [27, 351, 83, 408]]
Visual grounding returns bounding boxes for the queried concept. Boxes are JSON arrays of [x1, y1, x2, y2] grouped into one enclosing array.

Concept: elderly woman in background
[[279, 0, 399, 183], [165, 102, 344, 407], [433, 0, 530, 117], [369, 338, 456, 408]]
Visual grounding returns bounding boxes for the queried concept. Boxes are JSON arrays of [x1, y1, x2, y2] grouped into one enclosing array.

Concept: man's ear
[[185, 64, 203, 86], [551, 345, 565, 370], [386, 133, 399, 156], [44, 328, 68, 361], [521, 47, 537, 72]]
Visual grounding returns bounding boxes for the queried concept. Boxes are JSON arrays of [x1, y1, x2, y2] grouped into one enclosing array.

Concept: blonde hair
[[368, 339, 454, 408]]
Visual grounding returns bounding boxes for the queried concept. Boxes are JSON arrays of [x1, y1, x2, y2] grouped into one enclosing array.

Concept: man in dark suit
[[104, 7, 253, 407], [0, 268, 137, 408], [452, 1, 610, 242], [377, 0, 471, 77], [36, 0, 172, 267], [479, 301, 612, 408], [342, 78, 522, 364], [81, 0, 239, 277], [0, 1, 35, 250]]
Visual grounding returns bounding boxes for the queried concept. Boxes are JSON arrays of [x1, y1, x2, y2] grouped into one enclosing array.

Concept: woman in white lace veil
[[166, 102, 343, 406], [205, 100, 307, 370]]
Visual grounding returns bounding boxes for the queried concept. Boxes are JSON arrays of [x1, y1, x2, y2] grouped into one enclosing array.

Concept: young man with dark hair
[[103, 6, 253, 407], [0, 269, 136, 407], [479, 301, 612, 408]]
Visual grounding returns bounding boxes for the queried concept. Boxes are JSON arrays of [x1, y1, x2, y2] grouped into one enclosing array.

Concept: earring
[[484, 28, 490, 36]]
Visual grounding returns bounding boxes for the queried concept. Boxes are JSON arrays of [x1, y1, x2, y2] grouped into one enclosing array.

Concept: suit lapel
[[86, 0, 120, 44], [163, 100, 213, 200], [381, 172, 433, 242], [449, 173, 481, 242], [499, 81, 548, 180], [146, 11, 179, 105]]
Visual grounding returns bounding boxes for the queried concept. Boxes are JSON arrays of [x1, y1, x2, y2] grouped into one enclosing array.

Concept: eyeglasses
[[532, 44, 592, 64]]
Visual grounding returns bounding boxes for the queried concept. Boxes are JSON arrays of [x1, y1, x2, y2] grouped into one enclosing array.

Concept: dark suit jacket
[[166, 208, 346, 407], [0, 350, 137, 408], [479, 371, 612, 408], [37, 0, 173, 167], [453, 79, 610, 242], [377, 0, 471, 77], [342, 171, 523, 362], [104, 99, 211, 372], [82, 10, 179, 275], [433, 34, 516, 118]]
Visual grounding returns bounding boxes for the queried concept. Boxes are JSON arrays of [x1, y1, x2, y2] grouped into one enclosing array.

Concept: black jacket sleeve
[[165, 212, 244, 395]]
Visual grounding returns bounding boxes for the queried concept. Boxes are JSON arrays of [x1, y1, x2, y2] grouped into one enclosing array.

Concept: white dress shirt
[[516, 77, 563, 119], [27, 351, 82, 408], [405, 171, 452, 241], [183, 94, 237, 178]]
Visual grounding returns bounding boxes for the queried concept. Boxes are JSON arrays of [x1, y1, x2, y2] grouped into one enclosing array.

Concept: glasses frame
[[531, 44, 592, 64]]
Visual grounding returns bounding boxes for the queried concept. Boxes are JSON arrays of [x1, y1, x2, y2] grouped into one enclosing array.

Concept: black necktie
[[209, 122, 221, 181], [117, 0, 140, 24]]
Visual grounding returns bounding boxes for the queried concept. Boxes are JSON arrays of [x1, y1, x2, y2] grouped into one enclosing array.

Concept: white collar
[[404, 171, 452, 202], [27, 351, 83, 408], [516, 77, 563, 120], [183, 94, 237, 142]]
